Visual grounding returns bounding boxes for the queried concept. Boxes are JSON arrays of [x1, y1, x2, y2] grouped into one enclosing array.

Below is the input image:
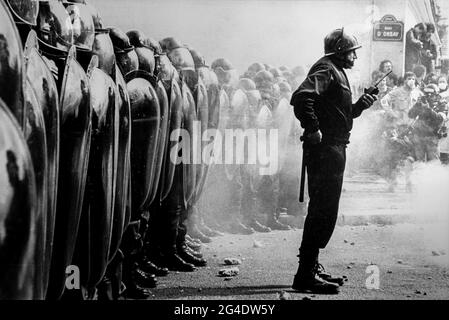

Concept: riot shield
[[109, 65, 131, 262], [192, 83, 221, 202], [0, 0, 25, 128], [79, 66, 119, 289], [181, 81, 197, 208], [159, 79, 183, 202], [218, 89, 231, 131], [188, 80, 208, 208], [273, 98, 294, 171], [47, 46, 92, 300], [23, 76, 48, 300], [223, 89, 250, 181], [126, 71, 160, 216], [0, 98, 37, 300], [253, 103, 274, 189], [207, 84, 221, 131], [148, 80, 169, 205], [23, 30, 60, 298]]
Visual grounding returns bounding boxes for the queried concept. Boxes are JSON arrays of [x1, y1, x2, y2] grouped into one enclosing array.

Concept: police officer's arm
[[290, 68, 332, 133], [352, 93, 376, 118]]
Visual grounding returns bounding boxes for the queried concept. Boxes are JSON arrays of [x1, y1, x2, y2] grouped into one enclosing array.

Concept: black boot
[[178, 245, 207, 267], [315, 262, 345, 286], [188, 224, 212, 243], [160, 253, 197, 272], [245, 219, 272, 233], [133, 265, 157, 289], [292, 248, 339, 294], [228, 220, 255, 235], [139, 259, 169, 277], [266, 216, 291, 231], [184, 245, 203, 259]]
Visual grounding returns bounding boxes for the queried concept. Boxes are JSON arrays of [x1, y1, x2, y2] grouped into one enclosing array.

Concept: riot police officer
[[290, 28, 376, 294]]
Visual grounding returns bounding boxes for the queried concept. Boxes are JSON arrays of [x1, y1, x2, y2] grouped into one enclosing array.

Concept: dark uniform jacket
[[290, 56, 366, 145]]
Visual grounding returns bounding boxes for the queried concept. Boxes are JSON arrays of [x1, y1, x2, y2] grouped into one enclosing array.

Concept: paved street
[[148, 172, 449, 300]]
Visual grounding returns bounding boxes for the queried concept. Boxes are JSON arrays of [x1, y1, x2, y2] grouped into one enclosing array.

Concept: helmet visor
[[38, 1, 74, 51], [7, 0, 39, 25], [65, 3, 95, 51]]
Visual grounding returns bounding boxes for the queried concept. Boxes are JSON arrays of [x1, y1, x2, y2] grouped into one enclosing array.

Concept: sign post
[[373, 14, 404, 42]]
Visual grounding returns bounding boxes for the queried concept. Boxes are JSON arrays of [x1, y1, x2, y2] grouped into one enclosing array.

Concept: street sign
[[373, 14, 404, 42]]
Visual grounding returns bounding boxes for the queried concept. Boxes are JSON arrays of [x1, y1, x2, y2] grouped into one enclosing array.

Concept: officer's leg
[[261, 173, 291, 231], [121, 220, 154, 299], [241, 165, 271, 233], [157, 165, 196, 272], [292, 144, 345, 293], [228, 165, 255, 234], [177, 207, 207, 267]]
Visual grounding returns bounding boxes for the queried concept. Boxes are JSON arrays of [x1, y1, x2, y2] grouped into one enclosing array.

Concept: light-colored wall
[[369, 0, 406, 80]]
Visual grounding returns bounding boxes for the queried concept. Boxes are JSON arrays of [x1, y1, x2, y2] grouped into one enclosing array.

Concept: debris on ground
[[278, 291, 291, 300], [346, 266, 352, 269], [218, 267, 239, 277], [344, 240, 348, 243], [350, 242, 355, 246], [432, 251, 440, 256], [253, 240, 264, 248], [397, 260, 403, 264], [224, 257, 242, 265], [387, 270, 393, 274]]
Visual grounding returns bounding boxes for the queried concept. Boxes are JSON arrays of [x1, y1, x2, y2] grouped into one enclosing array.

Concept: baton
[[299, 136, 306, 203]]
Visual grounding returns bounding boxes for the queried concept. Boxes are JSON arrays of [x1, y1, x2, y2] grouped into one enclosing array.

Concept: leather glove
[[356, 93, 377, 110], [304, 130, 322, 145]]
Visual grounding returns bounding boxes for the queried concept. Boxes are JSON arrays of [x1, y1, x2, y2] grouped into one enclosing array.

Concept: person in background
[[421, 23, 438, 74], [437, 75, 449, 100], [378, 72, 421, 192], [375, 60, 398, 88], [408, 84, 447, 162], [405, 23, 426, 72], [424, 72, 439, 86], [413, 64, 427, 90], [371, 71, 393, 110], [436, 75, 449, 164], [381, 72, 422, 126]]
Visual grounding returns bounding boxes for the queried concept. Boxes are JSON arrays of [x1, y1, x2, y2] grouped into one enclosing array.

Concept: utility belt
[[321, 133, 350, 146]]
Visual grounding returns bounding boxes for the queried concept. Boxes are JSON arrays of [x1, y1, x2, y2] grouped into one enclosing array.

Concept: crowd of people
[[361, 58, 448, 191]]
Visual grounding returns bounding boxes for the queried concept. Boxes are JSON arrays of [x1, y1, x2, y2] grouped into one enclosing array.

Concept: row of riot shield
[[1, 0, 227, 300], [0, 0, 133, 299]]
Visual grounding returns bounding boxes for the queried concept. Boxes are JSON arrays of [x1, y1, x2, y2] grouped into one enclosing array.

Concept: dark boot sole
[[291, 285, 340, 295]]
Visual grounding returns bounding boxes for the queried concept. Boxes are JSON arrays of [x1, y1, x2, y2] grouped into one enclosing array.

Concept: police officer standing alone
[[290, 28, 377, 294]]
